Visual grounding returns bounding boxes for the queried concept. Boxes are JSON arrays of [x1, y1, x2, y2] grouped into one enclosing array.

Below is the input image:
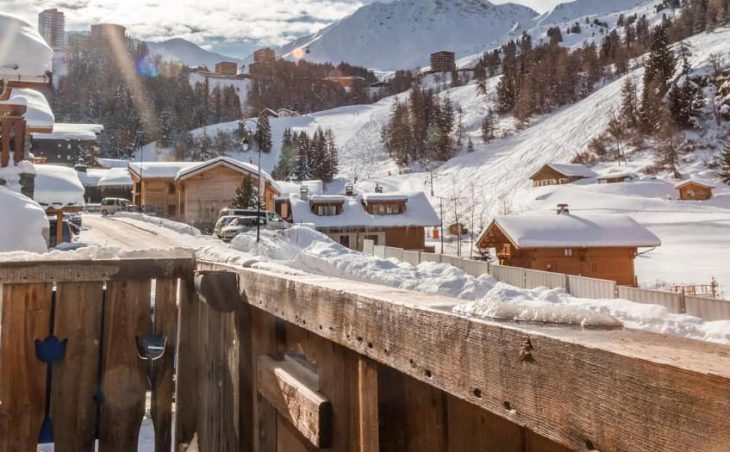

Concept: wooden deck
[[0, 251, 728, 451]]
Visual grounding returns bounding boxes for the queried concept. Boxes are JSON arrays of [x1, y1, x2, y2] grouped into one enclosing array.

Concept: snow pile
[[175, 157, 277, 186], [0, 245, 193, 262], [0, 185, 48, 253], [32, 123, 103, 141], [196, 226, 729, 343], [114, 212, 202, 236], [0, 88, 54, 130], [33, 164, 85, 208], [0, 160, 35, 192], [128, 161, 195, 179], [75, 168, 108, 188], [0, 12, 53, 79]]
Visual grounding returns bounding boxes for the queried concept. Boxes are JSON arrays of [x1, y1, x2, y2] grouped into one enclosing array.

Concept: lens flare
[[136, 55, 158, 78]]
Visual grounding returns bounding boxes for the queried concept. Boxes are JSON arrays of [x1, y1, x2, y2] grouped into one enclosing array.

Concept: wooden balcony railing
[[0, 251, 728, 451]]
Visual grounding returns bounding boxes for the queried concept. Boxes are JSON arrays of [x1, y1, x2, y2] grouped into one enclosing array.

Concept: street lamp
[[240, 119, 262, 243]]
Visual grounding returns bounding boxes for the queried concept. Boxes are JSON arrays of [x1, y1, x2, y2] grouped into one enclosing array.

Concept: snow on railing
[[363, 244, 730, 321]]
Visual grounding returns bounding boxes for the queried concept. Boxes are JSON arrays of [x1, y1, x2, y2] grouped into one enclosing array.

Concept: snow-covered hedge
[[0, 186, 48, 253], [114, 212, 202, 236]]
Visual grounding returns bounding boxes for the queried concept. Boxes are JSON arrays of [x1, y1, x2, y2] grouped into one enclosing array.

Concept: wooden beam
[[0, 255, 194, 284], [356, 357, 380, 452], [197, 261, 730, 451], [256, 355, 332, 448]]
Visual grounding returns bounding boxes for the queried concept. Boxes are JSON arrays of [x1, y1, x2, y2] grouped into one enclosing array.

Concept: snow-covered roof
[[485, 213, 660, 249], [674, 179, 715, 189], [362, 193, 408, 203], [32, 123, 103, 141], [174, 157, 277, 190], [33, 164, 85, 209], [278, 180, 324, 196], [597, 171, 636, 180], [128, 161, 196, 179], [96, 158, 133, 169], [0, 185, 48, 253], [98, 167, 133, 187], [76, 168, 108, 187], [309, 195, 347, 204], [290, 191, 439, 229], [0, 13, 53, 81], [532, 163, 597, 179], [0, 88, 54, 130]]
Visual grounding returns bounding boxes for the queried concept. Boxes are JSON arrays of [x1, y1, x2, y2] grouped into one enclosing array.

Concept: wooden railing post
[[174, 276, 199, 448]]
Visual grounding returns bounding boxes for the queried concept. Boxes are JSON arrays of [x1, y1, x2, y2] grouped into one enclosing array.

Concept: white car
[[100, 198, 131, 216], [213, 215, 242, 238], [220, 216, 262, 242], [218, 208, 289, 229]]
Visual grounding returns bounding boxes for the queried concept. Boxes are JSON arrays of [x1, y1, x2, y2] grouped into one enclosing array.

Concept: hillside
[[148, 38, 242, 70], [274, 0, 538, 71]]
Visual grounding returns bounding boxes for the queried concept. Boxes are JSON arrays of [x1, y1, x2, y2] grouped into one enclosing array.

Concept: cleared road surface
[[80, 214, 211, 250]]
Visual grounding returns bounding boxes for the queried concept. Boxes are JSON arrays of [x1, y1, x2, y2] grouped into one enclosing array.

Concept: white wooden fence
[[360, 239, 730, 321]]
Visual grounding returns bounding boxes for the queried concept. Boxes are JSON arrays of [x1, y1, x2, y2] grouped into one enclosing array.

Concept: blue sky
[[5, 0, 565, 58]]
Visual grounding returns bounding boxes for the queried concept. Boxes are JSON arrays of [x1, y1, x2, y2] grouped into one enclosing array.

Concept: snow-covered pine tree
[[720, 139, 730, 184], [620, 78, 640, 130], [473, 246, 492, 262], [325, 128, 339, 181], [467, 137, 475, 153], [232, 177, 255, 208], [274, 128, 297, 179], [644, 24, 676, 97], [255, 112, 272, 153], [293, 132, 312, 181], [311, 128, 329, 182], [656, 111, 683, 178]]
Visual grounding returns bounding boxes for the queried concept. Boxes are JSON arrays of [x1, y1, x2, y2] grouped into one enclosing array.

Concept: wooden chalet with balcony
[[476, 205, 661, 286], [529, 163, 597, 187], [288, 189, 439, 251]]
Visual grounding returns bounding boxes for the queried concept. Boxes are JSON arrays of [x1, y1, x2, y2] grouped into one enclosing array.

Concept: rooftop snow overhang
[[0, 13, 53, 84]]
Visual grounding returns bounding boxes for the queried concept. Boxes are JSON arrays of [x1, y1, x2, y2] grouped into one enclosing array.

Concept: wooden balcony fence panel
[[185, 259, 730, 451], [419, 252, 441, 263], [451, 257, 490, 278], [617, 286, 686, 314], [567, 274, 617, 299], [684, 295, 730, 321], [523, 268, 568, 290], [0, 252, 193, 452]]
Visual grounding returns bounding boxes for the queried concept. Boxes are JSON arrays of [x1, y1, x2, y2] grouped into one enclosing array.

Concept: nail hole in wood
[[503, 401, 512, 410], [367, 342, 373, 349], [585, 440, 596, 451], [424, 369, 432, 378], [472, 388, 482, 398]]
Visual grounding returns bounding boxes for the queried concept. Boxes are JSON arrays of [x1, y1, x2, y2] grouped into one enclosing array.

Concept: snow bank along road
[[76, 214, 730, 345]]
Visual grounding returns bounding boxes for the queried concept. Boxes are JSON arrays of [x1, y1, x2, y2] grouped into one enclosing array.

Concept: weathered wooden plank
[[98, 280, 151, 451], [52, 282, 104, 452], [356, 357, 380, 452], [250, 307, 279, 452], [236, 302, 254, 451], [0, 256, 193, 284], [201, 263, 730, 451], [174, 278, 199, 448], [257, 355, 332, 448], [277, 415, 316, 452], [446, 394, 523, 451], [0, 283, 52, 452], [151, 278, 177, 452], [404, 374, 446, 452]]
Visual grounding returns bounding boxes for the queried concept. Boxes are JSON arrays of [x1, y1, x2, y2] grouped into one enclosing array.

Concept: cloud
[[3, 0, 565, 57]]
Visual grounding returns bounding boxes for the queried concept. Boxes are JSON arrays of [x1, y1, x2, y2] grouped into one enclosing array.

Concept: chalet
[[30, 123, 103, 165], [174, 157, 280, 229], [74, 164, 109, 202], [448, 222, 468, 236], [128, 161, 193, 217], [529, 163, 597, 187], [675, 179, 714, 201], [476, 205, 661, 286], [597, 171, 635, 184], [288, 189, 439, 251]]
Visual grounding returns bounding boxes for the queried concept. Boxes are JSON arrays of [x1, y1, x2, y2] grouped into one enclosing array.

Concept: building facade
[[430, 51, 456, 73], [253, 48, 276, 65], [675, 180, 714, 200], [215, 61, 238, 76], [90, 23, 127, 43], [30, 123, 103, 166], [38, 9, 65, 49], [529, 163, 597, 187]]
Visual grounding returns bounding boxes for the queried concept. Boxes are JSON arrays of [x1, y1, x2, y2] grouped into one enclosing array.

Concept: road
[[80, 214, 213, 250]]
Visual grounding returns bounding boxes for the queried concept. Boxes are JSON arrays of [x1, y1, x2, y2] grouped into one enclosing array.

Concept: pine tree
[[255, 112, 272, 153], [232, 177, 255, 208], [620, 78, 640, 130], [644, 24, 676, 97], [656, 111, 683, 178], [325, 128, 339, 181], [275, 128, 297, 179], [293, 132, 312, 180], [467, 137, 475, 153], [481, 109, 496, 143], [720, 139, 730, 184]]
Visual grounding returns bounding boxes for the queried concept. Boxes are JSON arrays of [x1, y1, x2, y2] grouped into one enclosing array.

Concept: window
[[168, 183, 176, 194], [371, 203, 400, 215], [386, 204, 400, 214], [564, 248, 573, 257], [364, 234, 378, 245], [316, 205, 337, 216], [339, 235, 350, 248]]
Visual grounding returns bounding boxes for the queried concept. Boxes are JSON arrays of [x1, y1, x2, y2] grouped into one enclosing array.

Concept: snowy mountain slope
[[148, 38, 242, 70], [534, 0, 653, 27], [274, 0, 538, 71]]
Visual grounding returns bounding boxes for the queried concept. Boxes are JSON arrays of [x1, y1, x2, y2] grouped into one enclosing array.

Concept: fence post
[[679, 288, 687, 314]]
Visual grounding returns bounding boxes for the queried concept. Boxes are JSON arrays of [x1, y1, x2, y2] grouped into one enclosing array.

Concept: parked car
[[100, 198, 131, 216], [220, 216, 262, 242], [47, 217, 76, 248], [64, 212, 82, 232], [217, 208, 289, 229], [213, 215, 243, 239]]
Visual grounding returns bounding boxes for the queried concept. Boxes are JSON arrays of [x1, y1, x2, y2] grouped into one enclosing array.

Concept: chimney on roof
[[374, 183, 383, 193], [299, 185, 309, 201], [345, 183, 354, 196], [557, 204, 570, 215]]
